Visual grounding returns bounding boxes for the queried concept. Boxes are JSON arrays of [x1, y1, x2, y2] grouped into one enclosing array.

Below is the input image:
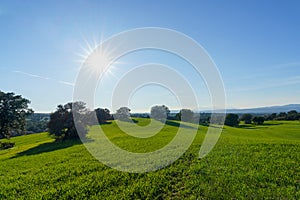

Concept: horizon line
[[32, 102, 300, 114]]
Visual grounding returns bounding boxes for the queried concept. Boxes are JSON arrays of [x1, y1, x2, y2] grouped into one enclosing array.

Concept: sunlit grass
[[0, 119, 299, 199]]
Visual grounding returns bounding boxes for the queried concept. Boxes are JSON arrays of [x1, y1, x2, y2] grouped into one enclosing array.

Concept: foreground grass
[[0, 120, 299, 199]]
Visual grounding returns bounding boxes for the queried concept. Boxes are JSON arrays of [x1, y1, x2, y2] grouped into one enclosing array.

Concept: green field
[[0, 119, 299, 199]]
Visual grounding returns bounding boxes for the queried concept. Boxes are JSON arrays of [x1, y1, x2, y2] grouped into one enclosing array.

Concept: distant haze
[[200, 104, 300, 114]]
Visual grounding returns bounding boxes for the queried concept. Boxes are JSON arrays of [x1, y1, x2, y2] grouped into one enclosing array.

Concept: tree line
[[222, 110, 300, 127], [1, 90, 300, 144]]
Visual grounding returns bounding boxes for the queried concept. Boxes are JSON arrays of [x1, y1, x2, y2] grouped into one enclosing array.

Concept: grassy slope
[[0, 120, 299, 199]]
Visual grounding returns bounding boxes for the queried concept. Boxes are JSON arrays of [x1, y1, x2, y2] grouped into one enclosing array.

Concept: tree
[[26, 113, 49, 133], [176, 109, 194, 122], [26, 120, 48, 133], [287, 110, 299, 120], [150, 105, 170, 122], [253, 116, 265, 125], [240, 114, 252, 124], [114, 107, 131, 121], [95, 108, 112, 124], [48, 102, 88, 140], [225, 113, 239, 127], [277, 112, 287, 120], [0, 91, 33, 139], [266, 113, 277, 120]]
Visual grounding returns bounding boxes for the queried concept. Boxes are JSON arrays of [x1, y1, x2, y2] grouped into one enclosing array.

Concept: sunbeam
[[76, 35, 124, 81]]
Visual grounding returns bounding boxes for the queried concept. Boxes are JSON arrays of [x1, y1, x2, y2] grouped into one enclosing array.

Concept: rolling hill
[[200, 104, 300, 114]]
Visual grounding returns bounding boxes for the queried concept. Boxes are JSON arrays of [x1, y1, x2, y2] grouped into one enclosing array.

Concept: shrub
[[0, 142, 15, 149]]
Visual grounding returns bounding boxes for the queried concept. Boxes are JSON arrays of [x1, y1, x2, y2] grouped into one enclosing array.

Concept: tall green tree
[[95, 108, 112, 124], [0, 91, 33, 139], [287, 110, 299, 120], [48, 102, 88, 140], [114, 107, 131, 121], [277, 112, 287, 120], [225, 113, 239, 127], [240, 114, 253, 124], [253, 116, 265, 125], [176, 109, 194, 122], [267, 113, 277, 120], [150, 105, 170, 122]]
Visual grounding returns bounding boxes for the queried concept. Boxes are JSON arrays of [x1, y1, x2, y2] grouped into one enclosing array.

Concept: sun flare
[[77, 36, 123, 80]]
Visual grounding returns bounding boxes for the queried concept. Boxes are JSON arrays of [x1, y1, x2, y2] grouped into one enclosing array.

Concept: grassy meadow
[[0, 119, 299, 199]]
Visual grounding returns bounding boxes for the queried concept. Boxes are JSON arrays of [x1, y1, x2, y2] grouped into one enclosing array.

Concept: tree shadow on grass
[[99, 121, 112, 125], [259, 122, 282, 126], [11, 139, 87, 159], [238, 122, 282, 129], [237, 124, 258, 129], [165, 120, 198, 130], [131, 118, 138, 123]]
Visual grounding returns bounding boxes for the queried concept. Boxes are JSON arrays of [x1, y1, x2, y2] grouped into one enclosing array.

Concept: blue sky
[[0, 0, 299, 112]]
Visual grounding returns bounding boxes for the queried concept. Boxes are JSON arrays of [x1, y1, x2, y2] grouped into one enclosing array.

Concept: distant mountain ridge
[[207, 104, 300, 114], [36, 104, 300, 115]]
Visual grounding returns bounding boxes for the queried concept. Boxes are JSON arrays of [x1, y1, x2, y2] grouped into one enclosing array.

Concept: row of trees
[[1, 89, 299, 142], [113, 105, 171, 122], [225, 114, 265, 127], [240, 114, 265, 125], [112, 107, 268, 127], [240, 111, 300, 125], [225, 110, 300, 127], [48, 104, 177, 140], [265, 111, 300, 121], [114, 105, 196, 123], [48, 103, 300, 140]]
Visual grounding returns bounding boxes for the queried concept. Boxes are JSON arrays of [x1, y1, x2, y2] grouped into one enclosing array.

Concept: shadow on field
[[259, 122, 282, 126], [131, 119, 138, 123], [99, 121, 112, 125], [11, 139, 84, 159], [238, 122, 282, 129], [165, 120, 197, 129], [237, 125, 258, 129]]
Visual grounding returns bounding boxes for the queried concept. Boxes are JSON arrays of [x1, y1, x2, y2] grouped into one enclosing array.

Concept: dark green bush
[[0, 142, 15, 149]]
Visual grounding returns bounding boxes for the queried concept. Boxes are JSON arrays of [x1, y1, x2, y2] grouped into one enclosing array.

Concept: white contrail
[[58, 80, 75, 86], [12, 70, 74, 87], [13, 70, 50, 79]]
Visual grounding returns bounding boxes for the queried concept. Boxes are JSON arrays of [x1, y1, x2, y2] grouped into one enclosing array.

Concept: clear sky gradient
[[0, 0, 299, 112]]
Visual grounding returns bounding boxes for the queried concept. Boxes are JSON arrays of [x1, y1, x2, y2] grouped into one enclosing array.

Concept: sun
[[76, 36, 122, 80]]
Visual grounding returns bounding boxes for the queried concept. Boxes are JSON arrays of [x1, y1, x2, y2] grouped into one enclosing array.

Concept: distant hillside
[[27, 113, 50, 122], [26, 113, 50, 133], [217, 104, 300, 114]]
